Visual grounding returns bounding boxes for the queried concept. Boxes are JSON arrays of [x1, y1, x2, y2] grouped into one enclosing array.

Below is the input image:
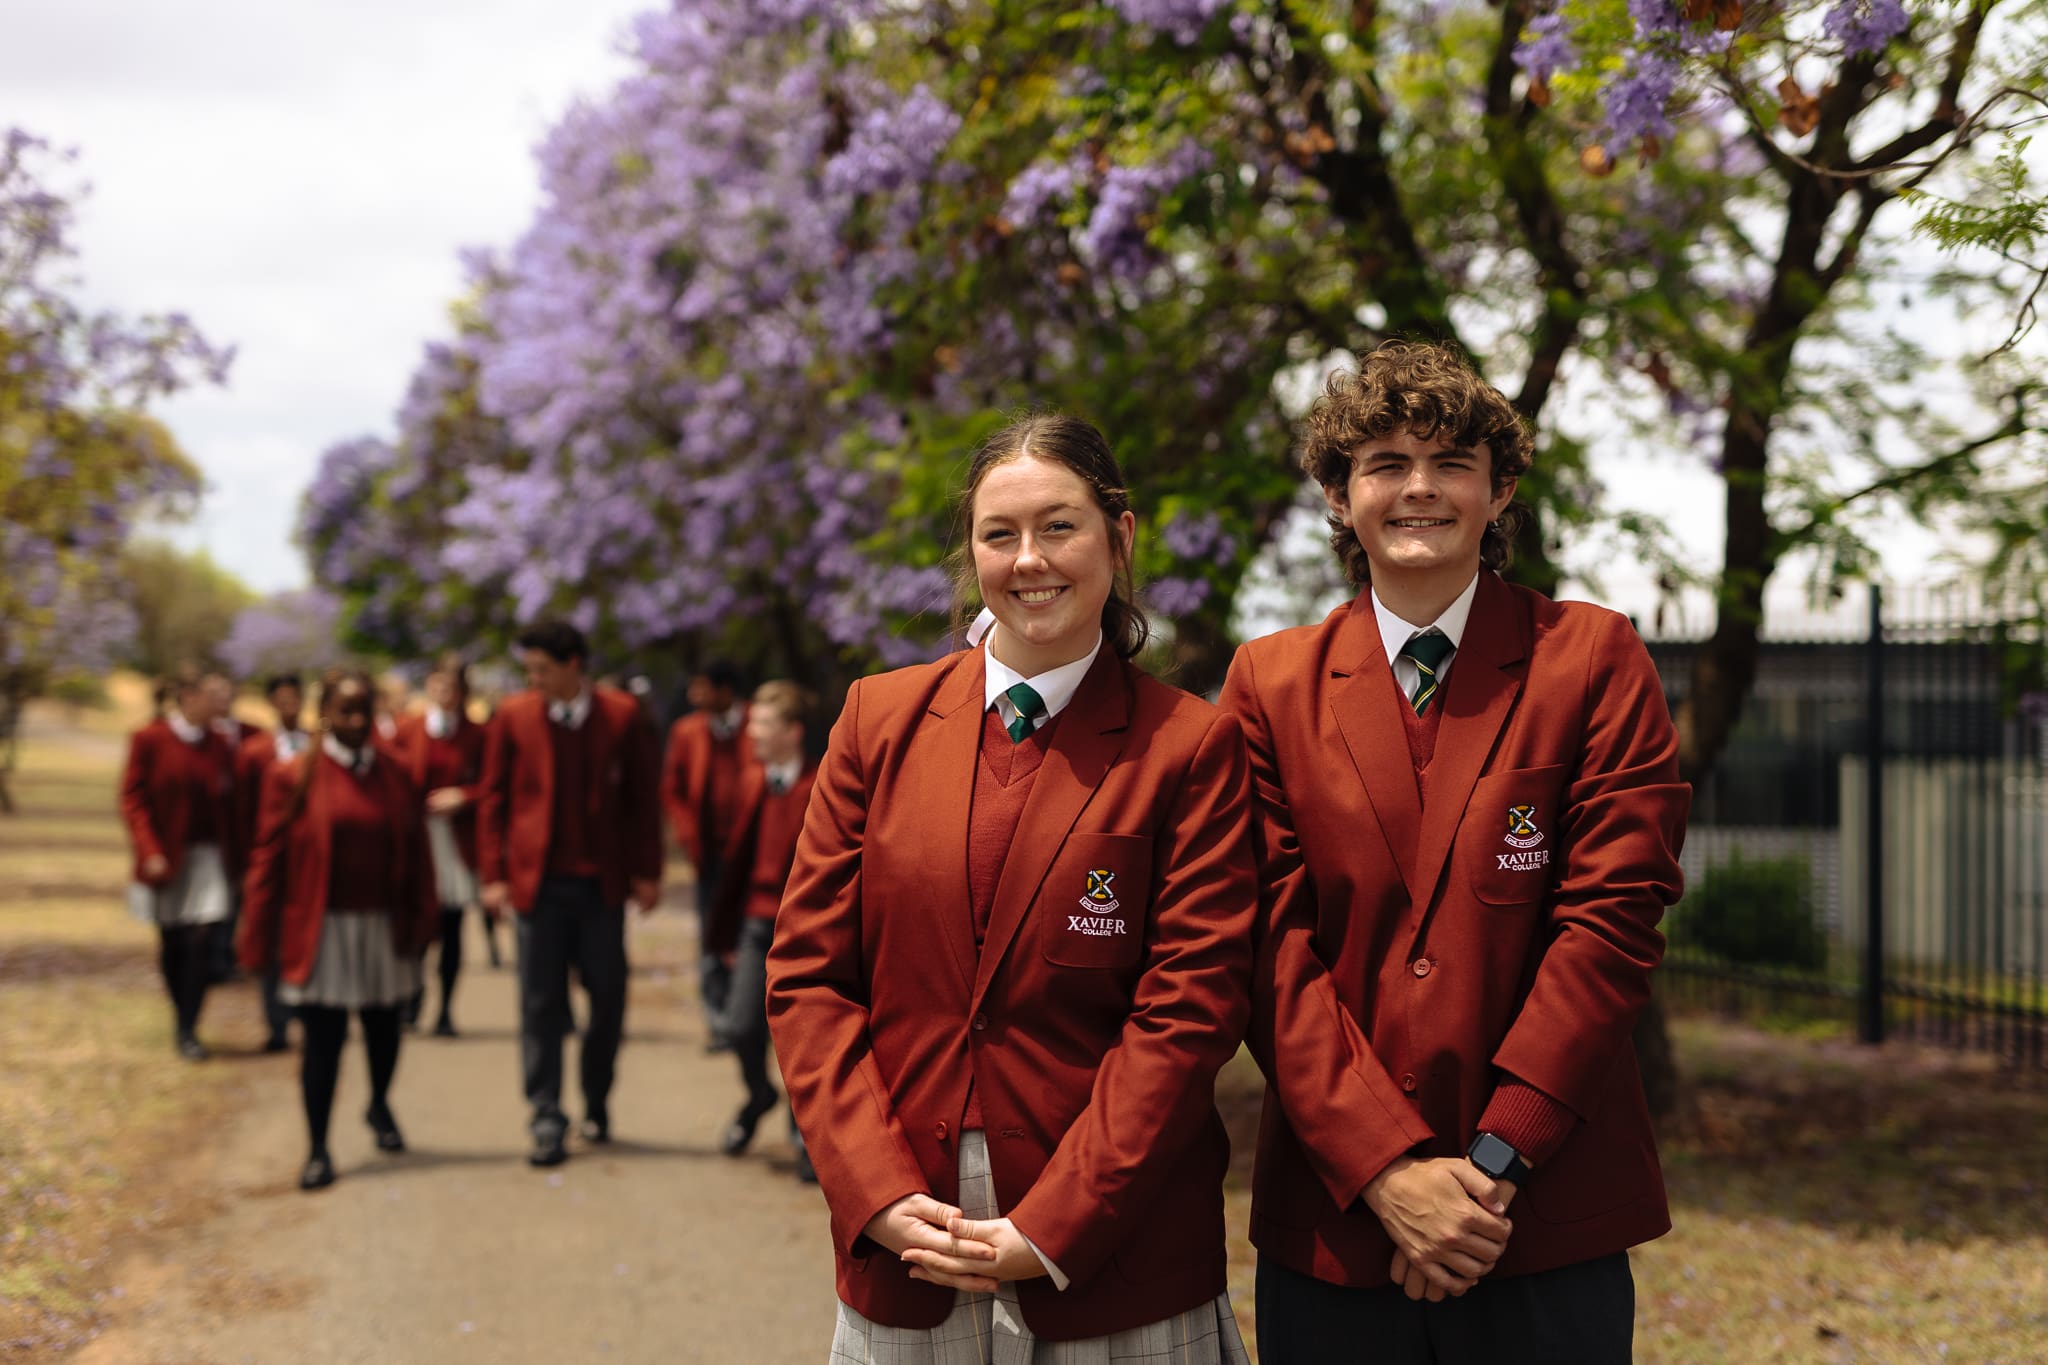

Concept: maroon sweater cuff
[[1476, 1076, 1578, 1169]]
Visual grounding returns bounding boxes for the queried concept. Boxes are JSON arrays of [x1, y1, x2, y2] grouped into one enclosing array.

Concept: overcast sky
[[6, 0, 649, 593], [6, 1, 1989, 633]]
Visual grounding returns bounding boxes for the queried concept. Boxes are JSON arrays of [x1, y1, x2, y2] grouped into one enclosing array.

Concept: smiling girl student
[[767, 413, 1257, 1362]]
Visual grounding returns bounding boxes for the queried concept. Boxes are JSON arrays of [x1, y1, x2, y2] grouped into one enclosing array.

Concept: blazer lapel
[[1410, 573, 1531, 911], [1326, 596, 1428, 910], [972, 649, 1130, 1008], [921, 653, 986, 996]]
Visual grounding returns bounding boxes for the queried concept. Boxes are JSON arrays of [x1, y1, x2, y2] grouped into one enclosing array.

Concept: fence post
[[1860, 584, 1886, 1045]]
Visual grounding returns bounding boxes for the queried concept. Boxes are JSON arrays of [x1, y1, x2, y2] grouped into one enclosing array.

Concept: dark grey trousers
[[723, 916, 778, 1115], [516, 876, 627, 1137], [694, 855, 731, 1030]]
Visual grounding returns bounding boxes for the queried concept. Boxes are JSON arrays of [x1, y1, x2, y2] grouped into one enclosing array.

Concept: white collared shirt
[[710, 702, 746, 742], [1372, 572, 1481, 699], [167, 710, 207, 745], [547, 687, 593, 731], [273, 728, 311, 761], [983, 633, 1104, 735], [323, 733, 375, 775], [764, 757, 802, 795], [427, 706, 456, 741]]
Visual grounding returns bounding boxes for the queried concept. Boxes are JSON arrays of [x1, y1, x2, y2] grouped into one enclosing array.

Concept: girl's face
[[970, 454, 1134, 677], [424, 672, 462, 713], [325, 682, 375, 751]]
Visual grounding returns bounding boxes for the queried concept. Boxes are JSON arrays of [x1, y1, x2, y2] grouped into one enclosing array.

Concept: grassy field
[[0, 687, 268, 1356], [4, 686, 2045, 1361]]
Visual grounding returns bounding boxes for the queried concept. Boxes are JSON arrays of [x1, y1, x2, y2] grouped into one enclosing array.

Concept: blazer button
[[1412, 958, 1433, 978], [971, 1012, 988, 1032], [935, 1121, 949, 1140], [1400, 1073, 1418, 1093]]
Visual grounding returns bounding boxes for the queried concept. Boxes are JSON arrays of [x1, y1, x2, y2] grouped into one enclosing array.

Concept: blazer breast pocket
[[1041, 833, 1153, 969], [1464, 765, 1567, 907]]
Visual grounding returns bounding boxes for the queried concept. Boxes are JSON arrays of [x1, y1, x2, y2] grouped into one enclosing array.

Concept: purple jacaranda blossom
[[1605, 51, 1679, 152], [1823, 0, 1910, 55], [1147, 576, 1213, 617], [1512, 14, 1577, 87], [1109, 0, 1232, 44], [220, 590, 348, 680]]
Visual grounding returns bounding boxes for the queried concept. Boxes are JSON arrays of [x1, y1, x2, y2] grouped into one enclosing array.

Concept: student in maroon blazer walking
[[239, 669, 439, 1191], [237, 672, 311, 1053], [391, 654, 489, 1036], [708, 680, 818, 1177], [768, 415, 1257, 1360], [659, 660, 749, 1040], [121, 666, 239, 1060], [1221, 341, 1689, 1362], [478, 620, 663, 1168]]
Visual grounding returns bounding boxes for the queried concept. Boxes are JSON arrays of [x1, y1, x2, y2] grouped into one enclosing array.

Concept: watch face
[[1471, 1133, 1514, 1173]]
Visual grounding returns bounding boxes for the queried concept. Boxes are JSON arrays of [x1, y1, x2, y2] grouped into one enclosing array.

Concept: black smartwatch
[[1467, 1132, 1531, 1185]]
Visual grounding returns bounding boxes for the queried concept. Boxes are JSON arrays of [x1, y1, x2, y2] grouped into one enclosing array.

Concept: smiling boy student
[[1221, 341, 1690, 1362]]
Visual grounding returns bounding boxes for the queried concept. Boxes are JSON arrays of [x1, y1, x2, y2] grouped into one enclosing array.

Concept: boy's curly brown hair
[[1300, 340, 1534, 588]]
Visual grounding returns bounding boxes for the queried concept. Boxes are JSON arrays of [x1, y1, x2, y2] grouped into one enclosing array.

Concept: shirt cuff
[[1021, 1232, 1070, 1290], [1476, 1075, 1579, 1170]]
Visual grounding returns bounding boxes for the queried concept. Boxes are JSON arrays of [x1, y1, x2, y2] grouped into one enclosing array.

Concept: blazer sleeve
[[477, 711, 513, 888], [766, 680, 929, 1258], [1220, 645, 1435, 1212], [622, 703, 664, 886], [659, 721, 695, 862], [1003, 709, 1258, 1285], [395, 767, 441, 954], [238, 762, 296, 972], [1490, 613, 1688, 1118], [119, 731, 165, 874]]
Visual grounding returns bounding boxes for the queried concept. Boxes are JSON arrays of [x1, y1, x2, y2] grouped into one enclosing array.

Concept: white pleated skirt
[[425, 813, 479, 908], [127, 843, 231, 927], [279, 911, 422, 1010], [828, 1130, 1250, 1365]]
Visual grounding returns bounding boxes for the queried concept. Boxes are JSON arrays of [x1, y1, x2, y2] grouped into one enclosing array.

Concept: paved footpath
[[75, 908, 838, 1365]]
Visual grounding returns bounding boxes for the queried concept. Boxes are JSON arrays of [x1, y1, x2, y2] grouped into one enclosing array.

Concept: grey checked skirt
[[279, 910, 422, 1010], [126, 842, 231, 927], [829, 1130, 1250, 1365]]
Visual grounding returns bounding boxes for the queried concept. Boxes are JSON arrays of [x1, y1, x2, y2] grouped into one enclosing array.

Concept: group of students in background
[[119, 639, 818, 1193], [119, 341, 1689, 1363]]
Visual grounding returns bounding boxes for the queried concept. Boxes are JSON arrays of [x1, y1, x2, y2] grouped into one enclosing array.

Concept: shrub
[[1670, 851, 1828, 971]]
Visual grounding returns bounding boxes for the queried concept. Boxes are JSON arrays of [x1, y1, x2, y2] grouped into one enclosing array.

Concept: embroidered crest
[[1080, 868, 1120, 914], [1504, 804, 1544, 850]]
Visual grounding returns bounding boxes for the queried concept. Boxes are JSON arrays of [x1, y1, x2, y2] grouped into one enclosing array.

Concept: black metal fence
[[1648, 583, 2048, 1067]]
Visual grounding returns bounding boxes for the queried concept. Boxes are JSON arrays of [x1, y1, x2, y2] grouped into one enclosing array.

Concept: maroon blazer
[[660, 706, 752, 866], [119, 720, 241, 884], [706, 758, 819, 954], [476, 686, 663, 912], [238, 751, 439, 983], [766, 648, 1257, 1340], [391, 711, 487, 869], [1219, 573, 1689, 1286]]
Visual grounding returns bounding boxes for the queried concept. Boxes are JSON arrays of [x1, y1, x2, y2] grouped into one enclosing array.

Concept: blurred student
[[236, 672, 312, 1052], [240, 668, 438, 1191], [659, 660, 749, 1044], [121, 665, 238, 1060], [479, 621, 663, 1167], [392, 654, 488, 1035], [708, 681, 819, 1181], [203, 668, 264, 984]]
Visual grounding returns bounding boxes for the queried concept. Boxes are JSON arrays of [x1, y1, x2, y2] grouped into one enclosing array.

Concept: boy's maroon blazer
[[391, 711, 488, 869], [705, 757, 819, 955], [766, 647, 1257, 1341], [119, 719, 241, 884], [659, 706, 752, 866], [476, 686, 662, 913], [1219, 572, 1690, 1287]]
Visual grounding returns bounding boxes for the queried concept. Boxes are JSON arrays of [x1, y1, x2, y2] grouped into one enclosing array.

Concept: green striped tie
[[1005, 682, 1047, 743], [1400, 630, 1456, 714]]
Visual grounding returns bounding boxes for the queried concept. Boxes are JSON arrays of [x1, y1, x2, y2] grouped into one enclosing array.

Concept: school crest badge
[[1080, 869, 1120, 914], [1504, 804, 1544, 850]]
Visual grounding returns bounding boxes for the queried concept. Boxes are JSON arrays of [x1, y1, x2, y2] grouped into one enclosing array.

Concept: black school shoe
[[366, 1103, 406, 1153], [300, 1151, 336, 1191], [175, 1032, 209, 1062], [719, 1098, 778, 1157], [529, 1129, 569, 1167], [580, 1110, 610, 1144]]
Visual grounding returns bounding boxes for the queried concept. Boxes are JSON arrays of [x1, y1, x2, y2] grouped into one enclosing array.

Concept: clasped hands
[[863, 1193, 1049, 1294], [1363, 1155, 1520, 1304]]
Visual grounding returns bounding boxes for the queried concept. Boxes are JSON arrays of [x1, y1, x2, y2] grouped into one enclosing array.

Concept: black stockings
[[298, 1005, 402, 1155], [157, 924, 211, 1037]]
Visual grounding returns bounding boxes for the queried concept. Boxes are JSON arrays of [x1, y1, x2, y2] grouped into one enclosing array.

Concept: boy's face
[[747, 708, 802, 767], [1326, 429, 1516, 585], [270, 684, 303, 729]]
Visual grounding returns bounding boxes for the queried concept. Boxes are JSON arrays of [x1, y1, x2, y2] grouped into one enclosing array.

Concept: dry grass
[[0, 699, 262, 1357], [1214, 1016, 2048, 1364]]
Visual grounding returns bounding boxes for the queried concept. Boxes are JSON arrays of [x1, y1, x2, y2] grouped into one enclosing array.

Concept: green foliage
[[1671, 851, 1830, 971], [117, 541, 256, 678]]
